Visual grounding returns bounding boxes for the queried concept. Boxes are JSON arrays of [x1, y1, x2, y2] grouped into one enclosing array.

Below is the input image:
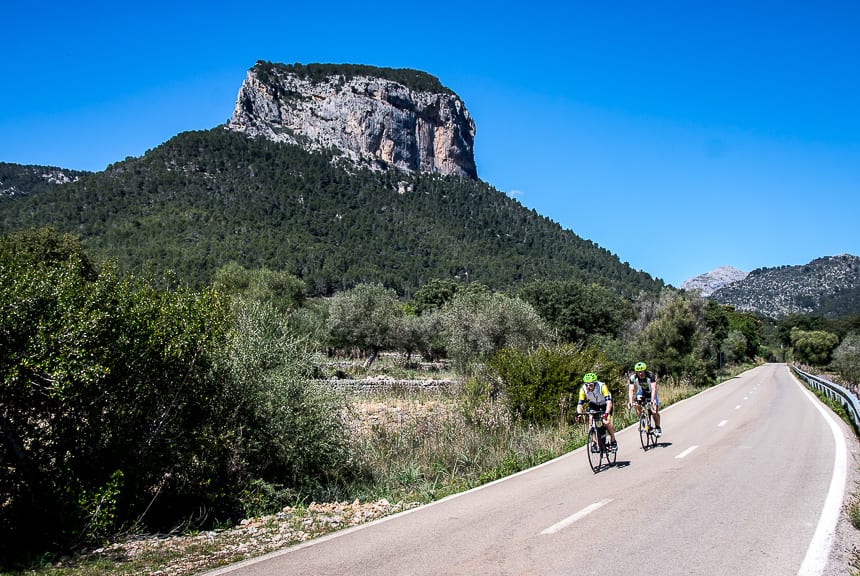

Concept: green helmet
[[634, 361, 647, 371], [583, 372, 598, 383]]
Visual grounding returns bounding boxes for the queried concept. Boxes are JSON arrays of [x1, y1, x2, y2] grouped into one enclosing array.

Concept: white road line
[[735, 404, 742, 409], [718, 420, 728, 427], [743, 396, 749, 400], [675, 446, 698, 459], [540, 499, 613, 535], [795, 379, 848, 576]]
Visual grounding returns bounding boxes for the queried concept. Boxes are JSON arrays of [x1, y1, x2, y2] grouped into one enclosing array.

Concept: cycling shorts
[[636, 394, 659, 407], [587, 401, 613, 415]]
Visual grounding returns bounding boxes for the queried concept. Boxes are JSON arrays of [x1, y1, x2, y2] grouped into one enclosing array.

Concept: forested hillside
[[0, 129, 663, 298]]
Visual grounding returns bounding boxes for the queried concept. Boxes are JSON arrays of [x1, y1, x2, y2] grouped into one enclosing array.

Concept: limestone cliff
[[226, 62, 478, 179]]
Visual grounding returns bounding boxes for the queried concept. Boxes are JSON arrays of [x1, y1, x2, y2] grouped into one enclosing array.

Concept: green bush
[[0, 229, 356, 565], [832, 334, 860, 386], [0, 229, 229, 560], [490, 343, 616, 425], [215, 297, 357, 499], [212, 261, 307, 314], [790, 328, 840, 366]]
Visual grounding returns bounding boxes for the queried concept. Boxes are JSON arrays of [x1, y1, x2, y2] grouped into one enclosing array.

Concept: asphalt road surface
[[205, 364, 850, 576]]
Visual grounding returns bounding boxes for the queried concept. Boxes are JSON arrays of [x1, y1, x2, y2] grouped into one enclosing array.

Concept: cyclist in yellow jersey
[[576, 372, 617, 450]]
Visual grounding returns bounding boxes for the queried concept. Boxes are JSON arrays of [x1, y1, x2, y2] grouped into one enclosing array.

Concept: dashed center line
[[541, 499, 613, 535], [718, 420, 728, 427], [676, 446, 699, 459]]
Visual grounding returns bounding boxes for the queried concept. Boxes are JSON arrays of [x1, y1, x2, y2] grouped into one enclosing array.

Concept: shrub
[[832, 334, 860, 387], [0, 229, 228, 560], [790, 328, 840, 366], [490, 343, 616, 425], [215, 298, 356, 500], [0, 229, 356, 564]]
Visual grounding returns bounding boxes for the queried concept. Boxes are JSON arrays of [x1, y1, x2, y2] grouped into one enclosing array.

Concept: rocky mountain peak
[[680, 265, 748, 296], [226, 61, 478, 179]]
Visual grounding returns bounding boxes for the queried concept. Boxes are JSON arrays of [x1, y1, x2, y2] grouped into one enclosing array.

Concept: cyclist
[[576, 372, 617, 450], [628, 361, 661, 436]]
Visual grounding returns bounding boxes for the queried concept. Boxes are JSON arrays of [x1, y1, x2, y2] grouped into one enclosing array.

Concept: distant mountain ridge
[[679, 265, 748, 297], [708, 255, 860, 318]]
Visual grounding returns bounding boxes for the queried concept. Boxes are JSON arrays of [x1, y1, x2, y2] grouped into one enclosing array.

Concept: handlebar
[[578, 409, 609, 426]]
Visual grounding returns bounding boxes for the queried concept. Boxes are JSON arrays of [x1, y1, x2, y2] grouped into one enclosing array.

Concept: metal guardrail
[[791, 365, 860, 431]]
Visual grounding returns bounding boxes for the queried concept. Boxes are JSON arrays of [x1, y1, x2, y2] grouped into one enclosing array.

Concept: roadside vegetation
[[1, 356, 706, 576], [1, 228, 857, 576]]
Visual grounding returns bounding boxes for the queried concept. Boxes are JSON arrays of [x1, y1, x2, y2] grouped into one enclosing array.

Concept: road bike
[[582, 409, 616, 473], [636, 399, 657, 450]]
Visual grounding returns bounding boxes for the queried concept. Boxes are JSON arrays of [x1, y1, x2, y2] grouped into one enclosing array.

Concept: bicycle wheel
[[639, 413, 650, 450], [587, 428, 602, 473], [648, 412, 657, 448], [605, 433, 617, 466]]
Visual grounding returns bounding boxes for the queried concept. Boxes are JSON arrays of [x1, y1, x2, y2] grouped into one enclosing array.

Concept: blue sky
[[2, 1, 858, 287]]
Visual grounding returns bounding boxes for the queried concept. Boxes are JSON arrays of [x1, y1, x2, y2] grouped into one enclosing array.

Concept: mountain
[[679, 266, 748, 297], [0, 62, 663, 299], [709, 255, 860, 318]]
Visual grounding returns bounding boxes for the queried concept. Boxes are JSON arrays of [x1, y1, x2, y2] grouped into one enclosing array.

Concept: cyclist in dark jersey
[[627, 361, 662, 436]]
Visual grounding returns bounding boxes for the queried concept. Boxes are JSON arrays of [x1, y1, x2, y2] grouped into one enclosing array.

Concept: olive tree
[[326, 283, 403, 367], [832, 334, 860, 386], [440, 290, 549, 373], [790, 328, 840, 367], [394, 311, 447, 363]]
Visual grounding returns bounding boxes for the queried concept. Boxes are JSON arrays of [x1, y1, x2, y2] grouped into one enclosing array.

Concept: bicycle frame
[[637, 400, 656, 450], [583, 409, 616, 473]]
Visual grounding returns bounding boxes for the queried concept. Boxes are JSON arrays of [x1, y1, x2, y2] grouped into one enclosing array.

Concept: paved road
[[205, 364, 849, 576]]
